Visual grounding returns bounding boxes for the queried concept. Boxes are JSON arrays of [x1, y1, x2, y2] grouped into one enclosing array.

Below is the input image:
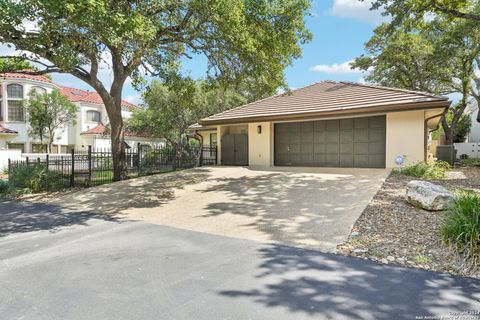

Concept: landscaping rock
[[405, 180, 456, 211]]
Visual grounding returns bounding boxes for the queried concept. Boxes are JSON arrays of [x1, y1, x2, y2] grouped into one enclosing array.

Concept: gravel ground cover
[[337, 166, 480, 278]]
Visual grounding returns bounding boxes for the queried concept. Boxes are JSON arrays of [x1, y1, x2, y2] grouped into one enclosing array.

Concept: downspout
[[424, 106, 449, 161]]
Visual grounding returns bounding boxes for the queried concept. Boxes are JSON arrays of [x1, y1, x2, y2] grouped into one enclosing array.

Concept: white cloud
[[309, 60, 361, 74], [124, 93, 142, 105], [329, 0, 386, 24]]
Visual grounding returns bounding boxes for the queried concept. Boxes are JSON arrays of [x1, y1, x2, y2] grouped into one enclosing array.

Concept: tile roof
[[0, 124, 18, 134], [0, 71, 53, 84], [0, 72, 138, 109], [81, 123, 150, 137], [59, 86, 138, 109], [201, 81, 450, 125]]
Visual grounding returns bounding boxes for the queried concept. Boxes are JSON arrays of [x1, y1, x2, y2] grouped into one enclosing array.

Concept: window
[[8, 100, 24, 122], [210, 133, 217, 148], [86, 110, 101, 122], [31, 143, 47, 153], [7, 143, 24, 153], [31, 86, 46, 96], [7, 84, 23, 98], [7, 84, 24, 122]]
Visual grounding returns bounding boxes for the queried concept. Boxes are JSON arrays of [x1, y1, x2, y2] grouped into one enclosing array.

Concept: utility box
[[436, 145, 456, 165]]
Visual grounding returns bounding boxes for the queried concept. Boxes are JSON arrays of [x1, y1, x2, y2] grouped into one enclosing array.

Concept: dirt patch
[[337, 166, 480, 278]]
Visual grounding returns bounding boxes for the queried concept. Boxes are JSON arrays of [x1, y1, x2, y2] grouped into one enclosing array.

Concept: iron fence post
[[88, 145, 92, 186], [70, 149, 75, 187], [137, 142, 141, 175], [7, 158, 11, 178], [46, 154, 49, 172]]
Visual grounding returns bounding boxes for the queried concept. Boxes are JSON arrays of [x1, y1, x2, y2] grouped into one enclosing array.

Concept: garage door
[[274, 116, 386, 168]]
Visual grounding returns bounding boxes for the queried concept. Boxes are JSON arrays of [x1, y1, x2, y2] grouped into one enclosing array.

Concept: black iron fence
[[8, 145, 217, 188]]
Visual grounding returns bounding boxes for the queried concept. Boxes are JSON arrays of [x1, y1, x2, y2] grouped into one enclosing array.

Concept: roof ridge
[[337, 80, 447, 100], [202, 82, 323, 121]]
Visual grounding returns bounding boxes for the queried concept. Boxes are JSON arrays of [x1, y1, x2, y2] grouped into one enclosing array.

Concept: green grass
[[458, 158, 480, 167], [394, 161, 451, 180], [441, 189, 480, 270]]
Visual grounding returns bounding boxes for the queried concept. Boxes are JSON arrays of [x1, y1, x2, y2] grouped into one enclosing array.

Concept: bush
[[441, 190, 480, 270], [9, 164, 61, 193], [395, 161, 451, 180], [0, 180, 9, 194]]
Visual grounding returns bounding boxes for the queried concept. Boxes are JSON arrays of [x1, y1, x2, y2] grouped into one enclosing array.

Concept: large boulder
[[405, 180, 456, 211]]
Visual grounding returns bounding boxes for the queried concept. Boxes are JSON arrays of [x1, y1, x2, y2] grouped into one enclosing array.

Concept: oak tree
[[0, 0, 311, 180]]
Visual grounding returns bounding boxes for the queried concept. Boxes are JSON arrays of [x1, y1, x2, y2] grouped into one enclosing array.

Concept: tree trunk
[[441, 116, 454, 145], [106, 99, 127, 181]]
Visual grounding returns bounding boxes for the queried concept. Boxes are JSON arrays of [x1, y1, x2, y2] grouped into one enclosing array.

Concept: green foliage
[[26, 89, 78, 153], [395, 161, 451, 180], [0, 57, 34, 72], [441, 189, 480, 270], [432, 108, 472, 142], [458, 158, 480, 167], [353, 6, 480, 144], [0, 180, 9, 194], [410, 254, 432, 264], [128, 77, 248, 147], [9, 164, 61, 193], [0, 0, 311, 181], [351, 24, 452, 93]]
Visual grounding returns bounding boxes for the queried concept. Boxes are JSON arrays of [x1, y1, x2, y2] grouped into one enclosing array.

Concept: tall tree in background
[[0, 0, 311, 180], [128, 77, 246, 148], [26, 89, 78, 153], [352, 16, 480, 144], [370, 0, 480, 123]]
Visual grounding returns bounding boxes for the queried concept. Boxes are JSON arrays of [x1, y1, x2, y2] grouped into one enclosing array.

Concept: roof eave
[[200, 100, 450, 126]]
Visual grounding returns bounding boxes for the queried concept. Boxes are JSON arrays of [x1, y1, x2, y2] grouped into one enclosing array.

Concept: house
[[0, 72, 161, 153], [467, 103, 480, 142], [192, 81, 450, 168]]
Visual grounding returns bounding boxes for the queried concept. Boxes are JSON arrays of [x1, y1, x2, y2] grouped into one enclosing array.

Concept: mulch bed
[[336, 166, 480, 278]]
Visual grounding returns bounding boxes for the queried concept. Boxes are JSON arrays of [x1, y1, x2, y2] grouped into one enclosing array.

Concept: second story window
[[7, 84, 24, 122], [86, 110, 101, 122], [31, 86, 46, 96]]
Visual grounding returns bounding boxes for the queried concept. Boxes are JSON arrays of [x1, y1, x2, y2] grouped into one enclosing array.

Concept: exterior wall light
[[257, 125, 262, 134]]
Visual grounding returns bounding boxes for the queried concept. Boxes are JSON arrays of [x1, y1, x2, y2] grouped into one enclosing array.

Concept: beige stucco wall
[[198, 130, 216, 147], [211, 109, 434, 168], [248, 122, 273, 166], [385, 110, 425, 168]]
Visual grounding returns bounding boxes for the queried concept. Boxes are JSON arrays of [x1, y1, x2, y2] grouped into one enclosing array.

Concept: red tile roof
[[59, 86, 138, 109], [0, 72, 53, 84], [81, 123, 150, 137], [0, 72, 139, 109], [0, 124, 18, 134]]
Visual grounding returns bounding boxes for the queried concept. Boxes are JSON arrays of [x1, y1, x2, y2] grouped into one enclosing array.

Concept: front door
[[221, 134, 248, 165]]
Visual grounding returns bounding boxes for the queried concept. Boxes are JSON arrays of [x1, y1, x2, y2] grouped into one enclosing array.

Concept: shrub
[[459, 159, 480, 167], [9, 164, 61, 193], [0, 180, 9, 194], [441, 190, 480, 271], [395, 161, 451, 180]]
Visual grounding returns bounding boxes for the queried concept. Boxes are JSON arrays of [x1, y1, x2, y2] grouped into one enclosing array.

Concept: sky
[[1, 0, 386, 105]]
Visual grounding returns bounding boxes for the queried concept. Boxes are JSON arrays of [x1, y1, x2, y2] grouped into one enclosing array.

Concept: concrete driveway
[[0, 200, 478, 320], [55, 166, 389, 251]]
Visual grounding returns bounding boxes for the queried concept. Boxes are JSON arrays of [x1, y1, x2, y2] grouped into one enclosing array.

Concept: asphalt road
[[0, 200, 479, 320]]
